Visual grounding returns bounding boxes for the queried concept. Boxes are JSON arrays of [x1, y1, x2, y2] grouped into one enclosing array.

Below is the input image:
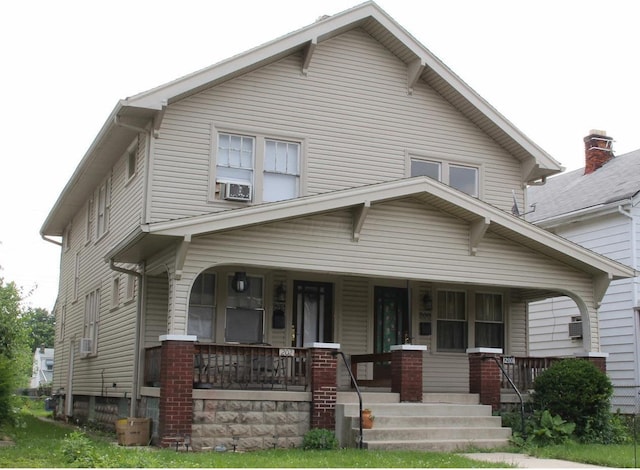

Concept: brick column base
[[307, 342, 340, 430], [468, 348, 502, 412], [390, 345, 427, 402], [574, 352, 608, 374], [158, 335, 196, 447]]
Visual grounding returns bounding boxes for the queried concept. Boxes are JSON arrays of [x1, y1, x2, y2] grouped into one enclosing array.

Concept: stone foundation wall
[[191, 392, 311, 451]]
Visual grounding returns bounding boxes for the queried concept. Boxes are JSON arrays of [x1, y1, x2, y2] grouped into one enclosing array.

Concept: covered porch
[[109, 179, 633, 449]]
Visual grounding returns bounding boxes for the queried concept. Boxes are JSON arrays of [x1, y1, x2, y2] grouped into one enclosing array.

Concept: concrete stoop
[[335, 392, 511, 451]]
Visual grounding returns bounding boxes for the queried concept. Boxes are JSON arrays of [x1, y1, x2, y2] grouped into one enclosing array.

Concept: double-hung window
[[214, 131, 301, 203], [436, 290, 467, 352], [188, 271, 216, 341], [83, 288, 100, 355], [225, 275, 264, 344], [475, 293, 504, 349], [217, 134, 255, 186], [410, 157, 479, 197], [263, 139, 300, 202], [96, 177, 111, 239]]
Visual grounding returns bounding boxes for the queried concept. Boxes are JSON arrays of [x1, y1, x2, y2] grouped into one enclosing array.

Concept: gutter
[[108, 259, 144, 417], [41, 233, 62, 247]]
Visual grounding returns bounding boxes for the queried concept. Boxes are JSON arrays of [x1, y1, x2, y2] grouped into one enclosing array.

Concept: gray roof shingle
[[527, 148, 640, 223]]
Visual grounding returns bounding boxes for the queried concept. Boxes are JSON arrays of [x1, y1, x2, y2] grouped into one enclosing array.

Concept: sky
[[1, 0, 638, 312]]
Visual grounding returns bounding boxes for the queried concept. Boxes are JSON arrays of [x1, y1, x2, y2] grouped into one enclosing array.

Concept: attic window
[[410, 156, 479, 198]]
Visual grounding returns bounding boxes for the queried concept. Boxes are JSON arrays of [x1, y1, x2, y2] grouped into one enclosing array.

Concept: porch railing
[[144, 343, 309, 390], [500, 356, 559, 392], [350, 353, 392, 387], [194, 343, 309, 390]]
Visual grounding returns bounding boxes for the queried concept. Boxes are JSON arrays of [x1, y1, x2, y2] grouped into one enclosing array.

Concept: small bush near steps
[[302, 428, 338, 450]]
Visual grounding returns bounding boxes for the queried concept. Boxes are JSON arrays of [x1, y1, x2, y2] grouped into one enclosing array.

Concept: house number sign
[[279, 348, 295, 357], [502, 356, 515, 365]]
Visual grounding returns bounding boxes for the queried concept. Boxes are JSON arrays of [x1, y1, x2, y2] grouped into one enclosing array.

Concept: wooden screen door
[[374, 286, 409, 353]]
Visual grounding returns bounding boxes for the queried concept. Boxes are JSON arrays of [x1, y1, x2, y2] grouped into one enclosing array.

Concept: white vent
[[568, 320, 583, 339], [224, 182, 252, 201], [79, 338, 93, 354]]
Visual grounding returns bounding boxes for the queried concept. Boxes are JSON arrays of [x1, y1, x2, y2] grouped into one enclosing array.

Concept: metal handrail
[[332, 350, 363, 449], [488, 355, 525, 437]]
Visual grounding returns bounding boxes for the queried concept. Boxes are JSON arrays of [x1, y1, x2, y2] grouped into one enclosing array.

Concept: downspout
[[617, 204, 640, 388], [109, 258, 144, 417]]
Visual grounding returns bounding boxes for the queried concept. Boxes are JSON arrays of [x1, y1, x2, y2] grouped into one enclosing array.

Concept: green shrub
[[302, 428, 338, 450], [60, 431, 103, 467], [532, 359, 623, 443], [0, 356, 19, 427]]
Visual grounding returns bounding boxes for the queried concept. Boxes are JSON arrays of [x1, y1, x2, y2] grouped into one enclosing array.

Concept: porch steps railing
[[336, 393, 511, 451]]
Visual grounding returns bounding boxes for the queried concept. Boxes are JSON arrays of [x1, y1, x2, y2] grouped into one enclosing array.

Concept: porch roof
[[107, 176, 635, 284]]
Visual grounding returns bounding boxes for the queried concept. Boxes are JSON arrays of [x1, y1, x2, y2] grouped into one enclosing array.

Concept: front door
[[292, 281, 333, 347], [374, 286, 410, 353]]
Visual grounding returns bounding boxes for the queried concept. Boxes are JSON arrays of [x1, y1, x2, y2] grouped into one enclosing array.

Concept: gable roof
[[528, 148, 640, 224], [108, 176, 634, 284], [41, 1, 562, 237]]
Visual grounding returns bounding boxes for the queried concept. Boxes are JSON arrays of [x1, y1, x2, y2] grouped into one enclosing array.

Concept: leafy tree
[[0, 277, 32, 425], [22, 307, 55, 351]]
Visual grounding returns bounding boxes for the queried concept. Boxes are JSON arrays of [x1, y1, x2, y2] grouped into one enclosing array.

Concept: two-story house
[[528, 131, 640, 414], [41, 2, 633, 450]]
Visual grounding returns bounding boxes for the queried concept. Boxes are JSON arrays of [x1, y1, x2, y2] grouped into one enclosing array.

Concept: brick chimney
[[584, 130, 614, 175]]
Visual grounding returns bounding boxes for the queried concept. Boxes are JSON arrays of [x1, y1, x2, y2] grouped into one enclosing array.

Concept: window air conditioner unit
[[224, 182, 252, 201], [79, 338, 93, 354], [568, 320, 583, 339]]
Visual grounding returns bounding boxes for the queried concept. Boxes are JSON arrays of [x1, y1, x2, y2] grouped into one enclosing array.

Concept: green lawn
[[4, 409, 640, 468], [0, 412, 511, 468]]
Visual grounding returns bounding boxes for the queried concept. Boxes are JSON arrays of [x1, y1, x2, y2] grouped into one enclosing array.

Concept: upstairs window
[[217, 133, 255, 186], [450, 164, 478, 197], [411, 157, 479, 197], [213, 130, 302, 204], [96, 177, 111, 239], [264, 139, 300, 202]]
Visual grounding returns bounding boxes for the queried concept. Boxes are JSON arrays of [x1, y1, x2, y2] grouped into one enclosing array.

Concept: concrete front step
[[354, 415, 504, 428], [335, 393, 511, 451], [342, 402, 494, 417], [357, 425, 512, 441], [364, 438, 511, 452]]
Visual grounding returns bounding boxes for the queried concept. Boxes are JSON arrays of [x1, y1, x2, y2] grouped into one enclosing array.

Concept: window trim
[[406, 151, 483, 199], [82, 287, 101, 357], [96, 176, 111, 241], [432, 285, 507, 354], [125, 139, 139, 184], [208, 124, 306, 204]]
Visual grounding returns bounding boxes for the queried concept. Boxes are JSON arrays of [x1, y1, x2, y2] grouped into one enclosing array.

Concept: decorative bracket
[[593, 272, 613, 307], [353, 201, 371, 242], [153, 101, 167, 139], [174, 234, 192, 280], [302, 38, 317, 76], [407, 59, 425, 95], [469, 217, 490, 256]]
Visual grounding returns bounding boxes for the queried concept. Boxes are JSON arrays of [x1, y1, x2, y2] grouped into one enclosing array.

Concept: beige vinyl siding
[[508, 293, 527, 355], [336, 277, 371, 388], [424, 353, 469, 393], [149, 28, 523, 222], [144, 273, 169, 347], [52, 135, 147, 397]]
